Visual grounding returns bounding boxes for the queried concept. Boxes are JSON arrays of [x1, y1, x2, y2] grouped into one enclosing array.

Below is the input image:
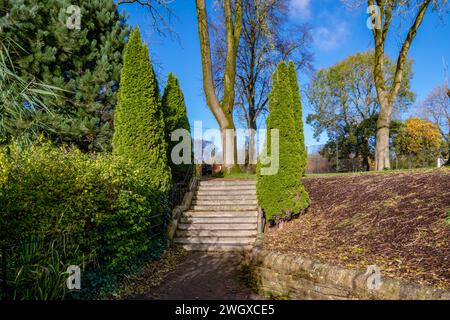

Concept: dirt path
[[135, 252, 264, 300]]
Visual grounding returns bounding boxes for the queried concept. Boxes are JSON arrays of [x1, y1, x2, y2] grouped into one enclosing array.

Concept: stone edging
[[254, 207, 265, 248], [167, 177, 199, 243], [251, 248, 450, 300]]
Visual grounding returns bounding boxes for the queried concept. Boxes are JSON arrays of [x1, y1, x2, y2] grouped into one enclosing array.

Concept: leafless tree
[[418, 84, 450, 161], [196, 0, 242, 171], [210, 0, 313, 164], [117, 0, 176, 37]]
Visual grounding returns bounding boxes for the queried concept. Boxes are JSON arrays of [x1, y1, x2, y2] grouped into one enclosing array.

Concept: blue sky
[[120, 0, 450, 147]]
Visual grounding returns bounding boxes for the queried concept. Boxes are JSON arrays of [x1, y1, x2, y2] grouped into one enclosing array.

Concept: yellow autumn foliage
[[395, 118, 442, 156]]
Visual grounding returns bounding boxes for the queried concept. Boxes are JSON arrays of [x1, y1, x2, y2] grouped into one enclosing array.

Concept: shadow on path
[[136, 252, 264, 300]]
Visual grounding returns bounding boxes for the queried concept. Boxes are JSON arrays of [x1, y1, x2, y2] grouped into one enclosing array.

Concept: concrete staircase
[[174, 179, 258, 251]]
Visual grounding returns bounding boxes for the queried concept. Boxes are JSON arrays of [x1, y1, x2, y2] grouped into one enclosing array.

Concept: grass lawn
[[305, 167, 448, 179], [207, 167, 449, 180]]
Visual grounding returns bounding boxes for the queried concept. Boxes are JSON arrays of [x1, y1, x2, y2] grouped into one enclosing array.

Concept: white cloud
[[312, 21, 349, 51], [290, 0, 312, 19], [289, 0, 350, 51]]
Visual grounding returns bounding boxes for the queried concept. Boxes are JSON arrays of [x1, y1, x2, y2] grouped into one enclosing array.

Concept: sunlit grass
[[304, 167, 447, 179], [207, 167, 449, 180]]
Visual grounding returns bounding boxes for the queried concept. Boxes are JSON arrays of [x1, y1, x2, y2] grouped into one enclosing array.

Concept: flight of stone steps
[[174, 179, 258, 251]]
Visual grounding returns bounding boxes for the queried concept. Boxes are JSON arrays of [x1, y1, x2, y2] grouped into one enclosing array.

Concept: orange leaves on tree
[[395, 118, 442, 156]]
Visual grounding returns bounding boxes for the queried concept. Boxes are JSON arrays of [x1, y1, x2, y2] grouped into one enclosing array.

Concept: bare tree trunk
[[446, 127, 450, 166], [446, 91, 450, 165], [370, 0, 431, 170], [196, 0, 242, 172], [361, 136, 371, 171], [363, 156, 370, 171], [374, 94, 392, 170], [247, 117, 257, 173]]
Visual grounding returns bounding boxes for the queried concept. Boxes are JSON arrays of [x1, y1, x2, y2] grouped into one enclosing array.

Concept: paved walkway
[[137, 252, 264, 300]]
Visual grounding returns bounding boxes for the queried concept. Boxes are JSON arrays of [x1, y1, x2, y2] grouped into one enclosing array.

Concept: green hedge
[[0, 141, 168, 298]]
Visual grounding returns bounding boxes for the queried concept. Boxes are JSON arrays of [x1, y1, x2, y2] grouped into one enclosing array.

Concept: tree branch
[[117, 0, 176, 37], [196, 0, 229, 129], [388, 0, 431, 105]]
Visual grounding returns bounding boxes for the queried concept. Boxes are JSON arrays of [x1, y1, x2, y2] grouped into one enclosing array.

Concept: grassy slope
[[264, 168, 450, 289], [305, 167, 447, 178]]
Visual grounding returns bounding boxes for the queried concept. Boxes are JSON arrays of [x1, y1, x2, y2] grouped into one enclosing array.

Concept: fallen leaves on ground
[[265, 169, 450, 289], [111, 246, 188, 299]]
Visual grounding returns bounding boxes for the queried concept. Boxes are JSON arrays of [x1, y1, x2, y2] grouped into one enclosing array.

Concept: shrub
[[257, 61, 309, 221], [0, 141, 169, 298], [162, 73, 192, 183], [4, 233, 86, 300], [112, 28, 171, 194]]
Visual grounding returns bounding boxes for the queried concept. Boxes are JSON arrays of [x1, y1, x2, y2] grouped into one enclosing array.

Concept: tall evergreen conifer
[[288, 61, 307, 176], [113, 28, 171, 193], [257, 61, 309, 221], [162, 73, 192, 182]]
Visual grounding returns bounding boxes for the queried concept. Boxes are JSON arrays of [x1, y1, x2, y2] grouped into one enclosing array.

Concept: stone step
[[174, 178, 259, 253], [198, 185, 256, 192], [184, 211, 258, 218], [199, 180, 256, 187], [194, 195, 257, 201], [192, 205, 258, 211], [196, 190, 257, 196], [174, 237, 255, 245], [192, 200, 258, 206], [177, 223, 257, 231], [179, 244, 253, 252], [176, 229, 257, 238], [180, 216, 257, 224]]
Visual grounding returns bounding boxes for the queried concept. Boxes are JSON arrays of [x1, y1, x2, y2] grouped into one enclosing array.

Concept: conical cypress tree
[[288, 61, 307, 176], [162, 73, 192, 183], [113, 28, 171, 193], [257, 61, 309, 221]]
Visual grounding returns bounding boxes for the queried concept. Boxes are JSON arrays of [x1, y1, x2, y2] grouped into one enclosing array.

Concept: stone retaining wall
[[251, 248, 450, 300]]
